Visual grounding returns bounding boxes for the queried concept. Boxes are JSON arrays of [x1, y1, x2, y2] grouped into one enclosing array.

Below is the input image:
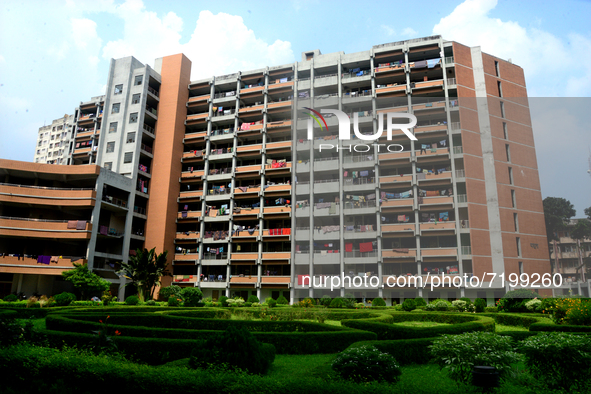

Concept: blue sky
[[0, 0, 589, 214]]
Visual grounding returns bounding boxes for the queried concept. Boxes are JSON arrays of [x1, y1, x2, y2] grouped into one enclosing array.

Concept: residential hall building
[[0, 35, 553, 303]]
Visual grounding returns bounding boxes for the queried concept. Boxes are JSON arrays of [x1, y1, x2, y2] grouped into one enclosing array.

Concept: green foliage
[[402, 298, 416, 311], [218, 295, 228, 307], [61, 263, 110, 300], [125, 296, 140, 305], [521, 332, 591, 391], [571, 219, 591, 241], [430, 332, 520, 384], [265, 298, 277, 308], [413, 297, 426, 307], [190, 325, 275, 374], [320, 295, 331, 307], [497, 289, 540, 313], [332, 345, 401, 383], [118, 248, 170, 302], [145, 300, 156, 306], [524, 298, 542, 312], [158, 285, 182, 302], [53, 292, 77, 306], [180, 287, 203, 307], [473, 298, 487, 312], [459, 297, 472, 305], [167, 296, 181, 307], [434, 301, 449, 311], [101, 290, 116, 306], [329, 297, 346, 308], [276, 295, 288, 305], [3, 294, 17, 302], [451, 300, 467, 312], [484, 306, 498, 313], [529, 322, 591, 332], [543, 196, 576, 241], [247, 295, 260, 304], [372, 297, 386, 307], [585, 206, 591, 220], [348, 338, 436, 365]]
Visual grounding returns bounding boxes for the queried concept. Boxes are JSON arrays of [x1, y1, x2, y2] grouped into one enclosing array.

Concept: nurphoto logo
[[303, 108, 417, 153]]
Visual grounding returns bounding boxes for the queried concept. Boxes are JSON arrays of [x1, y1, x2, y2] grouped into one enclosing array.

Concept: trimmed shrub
[[459, 297, 471, 305], [481, 313, 541, 328], [372, 298, 386, 307], [451, 300, 466, 312], [218, 295, 228, 307], [247, 295, 260, 304], [190, 325, 275, 374], [348, 338, 436, 365], [332, 345, 401, 383], [329, 297, 346, 308], [276, 295, 288, 305], [529, 322, 591, 333], [430, 332, 520, 384], [125, 296, 140, 305], [497, 288, 540, 313], [180, 287, 203, 307], [54, 292, 77, 306], [525, 298, 542, 312], [320, 295, 331, 307], [3, 294, 18, 302], [434, 301, 449, 311], [474, 298, 487, 312], [484, 306, 498, 313], [521, 332, 591, 391], [145, 300, 156, 306], [413, 297, 426, 307], [167, 296, 181, 307], [158, 285, 182, 302], [402, 299, 416, 312], [266, 298, 277, 308]]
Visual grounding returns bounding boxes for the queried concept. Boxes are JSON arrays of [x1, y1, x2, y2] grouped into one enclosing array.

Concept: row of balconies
[[0, 183, 96, 207], [179, 183, 292, 201], [0, 217, 92, 239], [173, 274, 291, 287]]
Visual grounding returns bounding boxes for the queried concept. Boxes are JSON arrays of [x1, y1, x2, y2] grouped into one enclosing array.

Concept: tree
[[118, 248, 170, 302], [585, 206, 591, 220], [62, 263, 110, 300], [571, 220, 591, 281], [543, 197, 575, 274]]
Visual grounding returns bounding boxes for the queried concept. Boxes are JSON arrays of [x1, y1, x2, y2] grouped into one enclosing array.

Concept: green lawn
[[395, 321, 450, 328], [495, 323, 528, 332]]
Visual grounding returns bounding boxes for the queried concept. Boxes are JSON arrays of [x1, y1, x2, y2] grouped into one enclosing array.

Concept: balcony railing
[[453, 146, 463, 154], [102, 195, 128, 208], [145, 106, 158, 116], [345, 250, 378, 258], [456, 194, 467, 203], [212, 108, 235, 117], [213, 91, 236, 99], [143, 124, 155, 135], [133, 206, 146, 215], [140, 143, 152, 154], [344, 200, 377, 209], [444, 56, 455, 64], [447, 78, 457, 85], [314, 73, 338, 80], [455, 169, 465, 178], [343, 155, 374, 163], [148, 86, 159, 97], [344, 177, 375, 186], [207, 188, 232, 196], [0, 182, 93, 191], [209, 147, 233, 156], [461, 246, 472, 255]]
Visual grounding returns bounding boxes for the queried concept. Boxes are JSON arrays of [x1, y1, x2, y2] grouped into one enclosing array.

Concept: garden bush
[[430, 331, 520, 384], [218, 295, 228, 307], [348, 338, 437, 365], [484, 306, 498, 313], [190, 325, 275, 374], [276, 295, 288, 305], [145, 300, 156, 306], [329, 297, 346, 308], [451, 300, 466, 312], [167, 296, 181, 307], [497, 288, 539, 313], [180, 287, 203, 307], [53, 292, 77, 306], [332, 345, 401, 383], [372, 298, 386, 307], [545, 297, 591, 325], [413, 297, 426, 307], [520, 332, 591, 391], [402, 299, 416, 312], [459, 297, 472, 305], [473, 298, 487, 312], [247, 295, 260, 304], [158, 285, 182, 302], [529, 322, 591, 332], [125, 296, 140, 305], [3, 294, 18, 302], [265, 297, 277, 308], [434, 301, 449, 311], [525, 298, 542, 313]]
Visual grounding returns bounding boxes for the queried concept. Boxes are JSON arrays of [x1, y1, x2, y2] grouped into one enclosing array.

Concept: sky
[[0, 0, 589, 215]]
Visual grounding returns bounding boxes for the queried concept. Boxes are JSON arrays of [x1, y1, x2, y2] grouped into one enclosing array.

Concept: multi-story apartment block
[[549, 218, 591, 296], [34, 114, 75, 164], [7, 35, 552, 303]]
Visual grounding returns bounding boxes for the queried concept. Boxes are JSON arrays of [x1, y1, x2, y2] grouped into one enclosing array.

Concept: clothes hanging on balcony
[[345, 243, 353, 252], [359, 242, 373, 253], [439, 212, 449, 221], [67, 220, 78, 229], [329, 203, 337, 215], [76, 221, 87, 230], [414, 60, 427, 69]]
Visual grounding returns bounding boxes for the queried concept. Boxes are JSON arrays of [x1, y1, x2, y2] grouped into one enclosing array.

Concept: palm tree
[[118, 248, 170, 301]]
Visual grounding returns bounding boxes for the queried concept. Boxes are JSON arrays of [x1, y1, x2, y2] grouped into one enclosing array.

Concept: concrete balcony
[[183, 131, 207, 143], [235, 165, 262, 175], [178, 190, 203, 200], [419, 196, 454, 209], [344, 250, 379, 265], [266, 141, 291, 151], [296, 162, 310, 173], [261, 252, 290, 262], [0, 217, 92, 239], [230, 276, 258, 285], [233, 207, 260, 217], [296, 182, 310, 195], [313, 252, 341, 264], [263, 184, 291, 193], [382, 249, 417, 261], [418, 171, 452, 184], [294, 253, 310, 265], [234, 186, 260, 197], [313, 180, 340, 194], [419, 222, 456, 235], [177, 211, 202, 220], [0, 184, 96, 207], [236, 143, 263, 153], [343, 178, 376, 192], [180, 170, 204, 180], [230, 252, 259, 262], [175, 232, 201, 242], [380, 174, 413, 186], [173, 253, 199, 261], [296, 140, 311, 151], [378, 151, 412, 162], [382, 223, 416, 236], [261, 276, 290, 285], [313, 158, 339, 172], [263, 206, 291, 216], [421, 248, 458, 259]]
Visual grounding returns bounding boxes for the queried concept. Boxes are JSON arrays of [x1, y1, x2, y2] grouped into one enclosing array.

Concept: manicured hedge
[[347, 338, 438, 365], [0, 307, 49, 318], [341, 313, 495, 339], [529, 322, 591, 333], [0, 345, 396, 394], [481, 312, 544, 328]]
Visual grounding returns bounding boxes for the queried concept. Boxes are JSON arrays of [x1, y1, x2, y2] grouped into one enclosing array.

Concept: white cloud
[[381, 25, 395, 37], [402, 27, 417, 37], [101, 7, 294, 80], [433, 0, 591, 97]]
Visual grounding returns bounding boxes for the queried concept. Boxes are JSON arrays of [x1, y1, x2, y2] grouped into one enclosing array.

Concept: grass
[[395, 321, 450, 328], [495, 324, 528, 332]]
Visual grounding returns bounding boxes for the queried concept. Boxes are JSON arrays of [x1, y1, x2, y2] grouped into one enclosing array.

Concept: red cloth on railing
[[345, 243, 353, 252], [359, 242, 373, 253]]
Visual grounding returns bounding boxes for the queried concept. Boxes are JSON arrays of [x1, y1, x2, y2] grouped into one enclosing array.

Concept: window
[[104, 162, 112, 171], [502, 122, 508, 139], [134, 75, 143, 86], [36, 149, 40, 154], [511, 189, 516, 208], [38, 140, 42, 147], [494, 61, 500, 77], [497, 81, 503, 97], [114, 84, 123, 95], [124, 152, 133, 163], [514, 213, 519, 232], [505, 144, 511, 162], [106, 142, 115, 153], [508, 167, 513, 185], [305, 52, 314, 61], [500, 101, 505, 118], [518, 261, 523, 275], [129, 112, 138, 123], [516, 237, 521, 257], [127, 132, 136, 143], [109, 122, 117, 133], [132, 93, 141, 104], [112, 103, 120, 114]]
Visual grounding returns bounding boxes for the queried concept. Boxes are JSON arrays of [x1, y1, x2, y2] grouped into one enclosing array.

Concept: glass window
[[106, 142, 115, 153], [114, 84, 123, 95], [134, 75, 143, 86], [104, 162, 112, 170], [129, 113, 138, 123], [127, 132, 136, 143], [112, 103, 120, 114], [124, 152, 133, 163], [132, 93, 141, 104], [109, 122, 117, 133]]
